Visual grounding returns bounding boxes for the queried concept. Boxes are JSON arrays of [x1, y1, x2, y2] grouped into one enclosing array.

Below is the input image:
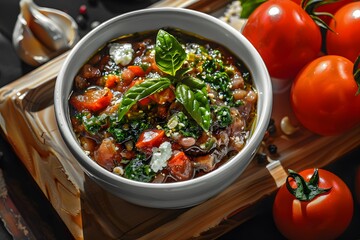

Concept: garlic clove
[[12, 16, 51, 66], [280, 116, 299, 135], [20, 0, 68, 51], [41, 9, 79, 48], [12, 0, 79, 66]]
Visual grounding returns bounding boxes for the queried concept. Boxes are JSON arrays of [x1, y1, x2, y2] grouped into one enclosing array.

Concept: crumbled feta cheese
[[150, 141, 172, 172], [109, 43, 134, 66]]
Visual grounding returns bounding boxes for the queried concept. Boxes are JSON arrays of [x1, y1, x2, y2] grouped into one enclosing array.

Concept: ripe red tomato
[[242, 0, 322, 80], [290, 55, 360, 136], [273, 169, 353, 240], [326, 2, 360, 63], [291, 0, 354, 24]]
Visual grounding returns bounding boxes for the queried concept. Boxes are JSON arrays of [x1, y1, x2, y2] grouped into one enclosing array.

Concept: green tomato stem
[[302, 0, 335, 31], [285, 168, 331, 201]]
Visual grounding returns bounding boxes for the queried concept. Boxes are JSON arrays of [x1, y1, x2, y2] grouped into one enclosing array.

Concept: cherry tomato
[[326, 2, 360, 63], [242, 0, 322, 80], [273, 168, 353, 240], [167, 151, 194, 181], [291, 0, 354, 25], [290, 55, 360, 136], [70, 87, 113, 112]]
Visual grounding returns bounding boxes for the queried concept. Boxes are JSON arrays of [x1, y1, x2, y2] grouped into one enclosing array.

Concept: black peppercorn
[[256, 152, 267, 164], [268, 144, 278, 154], [267, 118, 276, 136]]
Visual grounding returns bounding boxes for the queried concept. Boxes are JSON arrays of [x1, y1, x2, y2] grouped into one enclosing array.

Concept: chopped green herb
[[124, 154, 155, 182], [165, 112, 202, 138], [109, 118, 149, 143], [214, 106, 233, 128], [81, 113, 108, 134]]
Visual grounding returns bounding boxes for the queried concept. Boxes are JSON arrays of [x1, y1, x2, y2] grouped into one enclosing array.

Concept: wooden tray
[[1, 6, 359, 240]]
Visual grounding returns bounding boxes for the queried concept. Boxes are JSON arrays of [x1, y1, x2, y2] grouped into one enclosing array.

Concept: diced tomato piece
[[94, 138, 119, 170], [135, 129, 165, 152], [138, 96, 152, 106], [105, 74, 120, 88], [70, 88, 113, 112], [128, 65, 145, 77], [167, 151, 194, 181], [121, 68, 136, 84], [150, 88, 175, 104]]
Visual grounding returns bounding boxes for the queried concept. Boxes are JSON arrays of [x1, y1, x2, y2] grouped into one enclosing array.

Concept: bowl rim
[[54, 7, 272, 190]]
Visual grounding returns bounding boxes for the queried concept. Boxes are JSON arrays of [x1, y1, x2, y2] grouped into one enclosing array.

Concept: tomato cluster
[[241, 1, 359, 239], [242, 0, 360, 136]]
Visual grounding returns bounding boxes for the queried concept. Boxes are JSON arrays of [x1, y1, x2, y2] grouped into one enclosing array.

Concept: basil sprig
[[117, 29, 211, 131], [155, 30, 211, 131], [155, 29, 187, 76], [118, 78, 171, 120]]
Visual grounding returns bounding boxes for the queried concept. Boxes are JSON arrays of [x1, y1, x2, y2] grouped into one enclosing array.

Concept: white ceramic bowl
[[54, 7, 272, 209]]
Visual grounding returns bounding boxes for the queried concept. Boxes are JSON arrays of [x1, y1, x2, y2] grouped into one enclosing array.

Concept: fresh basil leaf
[[155, 29, 186, 76], [175, 84, 211, 131], [182, 76, 206, 90], [118, 78, 171, 121]]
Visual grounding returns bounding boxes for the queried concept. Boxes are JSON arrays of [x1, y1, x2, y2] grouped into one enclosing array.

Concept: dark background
[[0, 0, 359, 239]]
